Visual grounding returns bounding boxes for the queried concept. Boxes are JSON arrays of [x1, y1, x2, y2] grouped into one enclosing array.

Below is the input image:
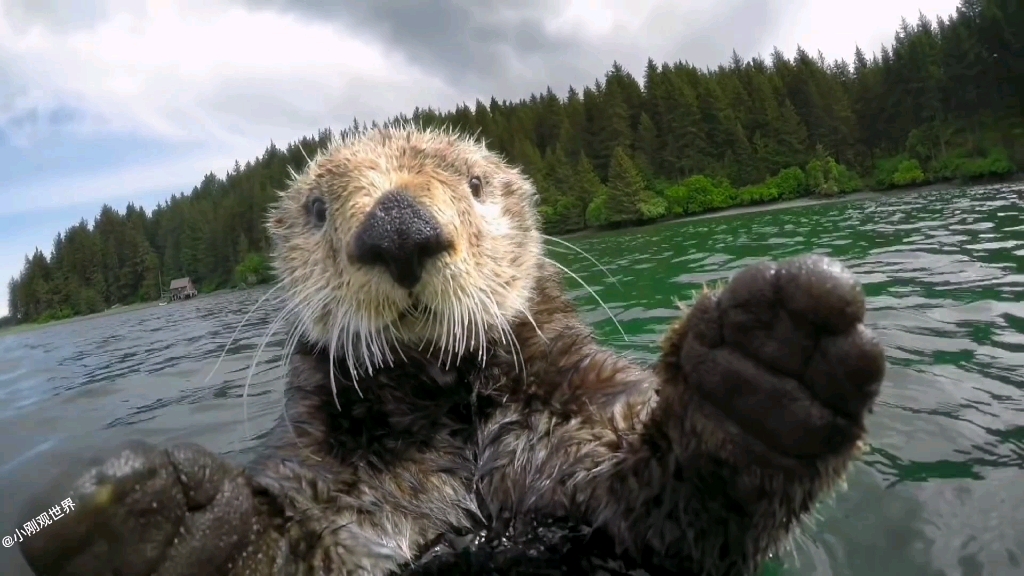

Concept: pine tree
[[575, 154, 607, 228], [604, 146, 647, 224], [540, 145, 581, 233], [633, 112, 658, 182]]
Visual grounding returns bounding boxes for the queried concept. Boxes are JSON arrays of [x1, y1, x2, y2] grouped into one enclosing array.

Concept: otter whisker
[[280, 286, 326, 370], [482, 292, 510, 346], [375, 322, 388, 369], [516, 302, 548, 346], [542, 235, 622, 290], [443, 300, 458, 369], [378, 330, 392, 369], [337, 308, 369, 391], [782, 524, 817, 570], [246, 298, 299, 390], [494, 307, 522, 376], [469, 292, 488, 364], [334, 304, 362, 379], [422, 297, 444, 359], [298, 142, 313, 167], [350, 315, 366, 379], [357, 317, 371, 377], [281, 385, 323, 462], [364, 319, 383, 374], [278, 321, 304, 373], [276, 324, 296, 372], [461, 294, 476, 362], [462, 286, 485, 365], [449, 290, 464, 367], [442, 291, 457, 363], [376, 320, 394, 368], [434, 299, 451, 367], [421, 305, 436, 354], [544, 256, 629, 343], [340, 305, 365, 378], [388, 324, 409, 365], [473, 296, 487, 365], [352, 327, 374, 383], [451, 312, 464, 367], [456, 295, 468, 364], [360, 304, 382, 373], [506, 308, 530, 379], [328, 322, 344, 409], [244, 298, 302, 440], [205, 283, 284, 384]]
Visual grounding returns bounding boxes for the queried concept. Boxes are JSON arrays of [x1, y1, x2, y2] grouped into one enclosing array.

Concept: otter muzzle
[[349, 190, 453, 290]]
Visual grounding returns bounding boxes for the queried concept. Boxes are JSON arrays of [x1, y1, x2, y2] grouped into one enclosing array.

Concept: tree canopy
[[5, 0, 1021, 325]]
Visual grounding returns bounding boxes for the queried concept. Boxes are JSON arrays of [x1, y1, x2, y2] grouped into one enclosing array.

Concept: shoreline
[[3, 178, 1019, 338], [559, 178, 1017, 239], [0, 301, 163, 337], [0, 288, 236, 338]]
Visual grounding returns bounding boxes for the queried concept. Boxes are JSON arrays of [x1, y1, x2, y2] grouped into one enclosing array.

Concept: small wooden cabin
[[169, 277, 198, 301]]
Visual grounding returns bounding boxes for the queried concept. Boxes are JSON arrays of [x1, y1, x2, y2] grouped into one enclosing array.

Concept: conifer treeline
[[5, 0, 1021, 325]]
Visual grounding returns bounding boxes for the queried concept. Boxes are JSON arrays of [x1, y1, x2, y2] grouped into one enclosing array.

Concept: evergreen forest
[[4, 0, 1021, 327]]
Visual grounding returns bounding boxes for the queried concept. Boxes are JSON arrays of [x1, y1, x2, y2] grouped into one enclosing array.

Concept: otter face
[[268, 126, 543, 374]]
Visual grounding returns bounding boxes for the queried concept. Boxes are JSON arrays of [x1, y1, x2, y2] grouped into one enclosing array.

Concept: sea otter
[[18, 126, 885, 576]]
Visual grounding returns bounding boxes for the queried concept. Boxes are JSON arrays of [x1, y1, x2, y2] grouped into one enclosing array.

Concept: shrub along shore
[[579, 145, 1016, 231]]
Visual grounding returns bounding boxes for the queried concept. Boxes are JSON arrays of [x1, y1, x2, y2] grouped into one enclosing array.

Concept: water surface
[[2, 184, 1023, 575]]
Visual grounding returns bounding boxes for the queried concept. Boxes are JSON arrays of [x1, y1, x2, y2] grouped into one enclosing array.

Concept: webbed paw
[[666, 254, 886, 462], [19, 441, 264, 576]]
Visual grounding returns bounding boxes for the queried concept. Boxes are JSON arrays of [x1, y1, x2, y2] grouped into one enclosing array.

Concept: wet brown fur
[[224, 126, 878, 575]]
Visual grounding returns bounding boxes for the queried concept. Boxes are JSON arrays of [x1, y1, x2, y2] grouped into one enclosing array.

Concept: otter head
[[268, 126, 543, 375]]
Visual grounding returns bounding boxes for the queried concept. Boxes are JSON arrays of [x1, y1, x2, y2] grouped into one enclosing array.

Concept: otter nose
[[349, 190, 453, 290]]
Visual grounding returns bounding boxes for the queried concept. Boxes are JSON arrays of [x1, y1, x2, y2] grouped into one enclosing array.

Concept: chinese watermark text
[[2, 498, 74, 548]]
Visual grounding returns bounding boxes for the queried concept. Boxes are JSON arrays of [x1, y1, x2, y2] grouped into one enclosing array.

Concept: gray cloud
[[1, 0, 109, 33], [197, 73, 460, 138], [239, 0, 788, 101], [243, 0, 576, 88]]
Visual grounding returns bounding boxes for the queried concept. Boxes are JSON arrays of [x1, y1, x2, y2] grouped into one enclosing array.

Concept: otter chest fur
[[246, 305, 661, 575]]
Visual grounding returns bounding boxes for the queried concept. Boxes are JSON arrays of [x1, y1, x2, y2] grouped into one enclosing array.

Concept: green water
[[550, 184, 1024, 575], [1, 184, 1021, 575]]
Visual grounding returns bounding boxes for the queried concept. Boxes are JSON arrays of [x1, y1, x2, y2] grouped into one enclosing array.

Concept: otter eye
[[468, 176, 483, 198], [309, 197, 328, 227]]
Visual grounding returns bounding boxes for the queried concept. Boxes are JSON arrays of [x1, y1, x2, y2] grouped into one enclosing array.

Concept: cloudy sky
[[0, 0, 963, 315]]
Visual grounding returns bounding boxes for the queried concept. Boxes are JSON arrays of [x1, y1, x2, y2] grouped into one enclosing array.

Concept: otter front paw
[[19, 441, 264, 576], [665, 254, 886, 462]]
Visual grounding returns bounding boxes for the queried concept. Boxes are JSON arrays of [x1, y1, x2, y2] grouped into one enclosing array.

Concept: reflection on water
[[1, 183, 1022, 575]]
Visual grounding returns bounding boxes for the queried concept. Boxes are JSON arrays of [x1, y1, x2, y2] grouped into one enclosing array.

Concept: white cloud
[[768, 0, 962, 62], [0, 0, 460, 147], [545, 0, 756, 53]]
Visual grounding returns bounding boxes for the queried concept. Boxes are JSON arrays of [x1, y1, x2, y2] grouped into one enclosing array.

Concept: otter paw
[[677, 254, 886, 460], [19, 440, 261, 576]]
